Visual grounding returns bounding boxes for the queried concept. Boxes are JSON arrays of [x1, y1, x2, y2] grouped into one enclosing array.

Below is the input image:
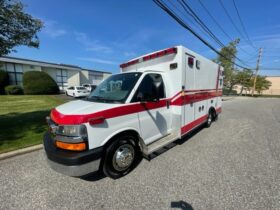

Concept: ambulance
[[44, 46, 223, 178]]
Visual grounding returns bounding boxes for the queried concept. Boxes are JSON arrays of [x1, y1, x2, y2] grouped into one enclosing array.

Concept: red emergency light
[[120, 47, 177, 68]]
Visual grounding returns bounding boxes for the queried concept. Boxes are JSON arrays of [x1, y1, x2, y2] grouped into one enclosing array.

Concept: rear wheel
[[102, 135, 139, 179], [206, 111, 214, 128]]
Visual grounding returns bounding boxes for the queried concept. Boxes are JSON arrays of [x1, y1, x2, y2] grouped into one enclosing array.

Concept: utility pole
[[252, 48, 262, 96]]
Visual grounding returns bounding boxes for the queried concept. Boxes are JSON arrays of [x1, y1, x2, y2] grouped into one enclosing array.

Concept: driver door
[[132, 73, 172, 145]]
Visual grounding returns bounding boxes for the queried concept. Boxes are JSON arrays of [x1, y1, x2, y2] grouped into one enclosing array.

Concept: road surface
[[0, 97, 279, 210]]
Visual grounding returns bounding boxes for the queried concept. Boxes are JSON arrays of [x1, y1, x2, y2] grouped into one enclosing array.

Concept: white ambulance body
[[44, 46, 223, 178]]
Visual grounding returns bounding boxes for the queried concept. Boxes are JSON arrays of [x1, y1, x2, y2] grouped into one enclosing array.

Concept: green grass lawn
[[0, 95, 66, 153]]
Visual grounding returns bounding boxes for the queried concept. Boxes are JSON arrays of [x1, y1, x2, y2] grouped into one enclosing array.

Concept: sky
[[9, 0, 280, 75]]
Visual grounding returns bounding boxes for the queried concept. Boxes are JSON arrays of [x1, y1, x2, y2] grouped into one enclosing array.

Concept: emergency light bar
[[120, 47, 177, 68]]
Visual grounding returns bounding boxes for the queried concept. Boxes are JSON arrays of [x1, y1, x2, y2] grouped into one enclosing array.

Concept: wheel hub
[[113, 144, 135, 171]]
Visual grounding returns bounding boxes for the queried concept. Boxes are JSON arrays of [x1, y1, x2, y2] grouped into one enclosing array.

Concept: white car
[[65, 86, 90, 97], [82, 83, 95, 92]]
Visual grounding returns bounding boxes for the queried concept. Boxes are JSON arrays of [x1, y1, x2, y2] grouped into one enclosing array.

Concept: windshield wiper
[[86, 96, 122, 103]]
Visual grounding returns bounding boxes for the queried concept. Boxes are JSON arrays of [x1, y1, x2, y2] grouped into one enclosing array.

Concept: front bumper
[[43, 132, 103, 177], [75, 92, 90, 97]]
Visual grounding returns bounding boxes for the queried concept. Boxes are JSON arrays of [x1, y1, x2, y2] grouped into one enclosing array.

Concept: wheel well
[[209, 107, 217, 117], [104, 130, 140, 149]]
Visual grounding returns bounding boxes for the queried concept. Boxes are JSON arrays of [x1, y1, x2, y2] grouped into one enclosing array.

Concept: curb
[[222, 97, 235, 101], [0, 144, 43, 161]]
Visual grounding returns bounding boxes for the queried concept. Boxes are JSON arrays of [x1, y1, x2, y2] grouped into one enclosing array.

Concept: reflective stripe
[[51, 90, 222, 125]]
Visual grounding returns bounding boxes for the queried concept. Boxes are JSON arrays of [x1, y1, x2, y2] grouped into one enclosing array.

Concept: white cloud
[[74, 32, 112, 53], [77, 57, 118, 65], [124, 51, 136, 57], [43, 20, 66, 38]]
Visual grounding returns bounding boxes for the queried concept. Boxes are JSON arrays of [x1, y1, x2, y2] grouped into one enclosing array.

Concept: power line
[[177, 0, 250, 67], [165, 0, 216, 43], [178, 0, 224, 48], [196, 0, 256, 57], [232, 0, 256, 49], [152, 0, 253, 70], [218, 0, 257, 50]]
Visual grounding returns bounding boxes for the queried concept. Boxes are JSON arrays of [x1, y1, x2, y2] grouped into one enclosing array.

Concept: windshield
[[76, 87, 86, 90], [87, 72, 142, 103]]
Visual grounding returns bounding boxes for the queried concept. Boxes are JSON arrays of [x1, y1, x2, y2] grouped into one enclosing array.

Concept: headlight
[[56, 125, 87, 138]]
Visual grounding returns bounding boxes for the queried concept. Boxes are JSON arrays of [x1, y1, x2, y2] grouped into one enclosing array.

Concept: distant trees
[[254, 75, 271, 95], [235, 69, 253, 95], [0, 0, 43, 56], [215, 39, 271, 95]]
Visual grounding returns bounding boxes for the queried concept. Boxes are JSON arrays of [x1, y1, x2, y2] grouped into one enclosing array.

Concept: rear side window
[[132, 73, 165, 102]]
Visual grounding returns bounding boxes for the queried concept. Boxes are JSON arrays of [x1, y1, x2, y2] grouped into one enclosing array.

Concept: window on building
[[5, 63, 23, 86], [56, 69, 68, 90], [89, 73, 103, 81]]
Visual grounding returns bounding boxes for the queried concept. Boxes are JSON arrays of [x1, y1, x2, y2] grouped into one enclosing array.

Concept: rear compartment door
[[182, 55, 195, 135]]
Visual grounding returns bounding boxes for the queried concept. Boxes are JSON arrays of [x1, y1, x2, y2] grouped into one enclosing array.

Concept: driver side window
[[132, 73, 165, 102]]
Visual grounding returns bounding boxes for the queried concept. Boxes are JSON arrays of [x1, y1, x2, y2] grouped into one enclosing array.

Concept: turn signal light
[[89, 116, 105, 125], [55, 141, 86, 151]]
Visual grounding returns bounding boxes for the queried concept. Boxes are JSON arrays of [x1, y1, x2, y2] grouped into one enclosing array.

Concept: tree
[[0, 0, 43, 56], [215, 39, 240, 95], [23, 71, 59, 94], [253, 76, 271, 95], [235, 69, 253, 95]]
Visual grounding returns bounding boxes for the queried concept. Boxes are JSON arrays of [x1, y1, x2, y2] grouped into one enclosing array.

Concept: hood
[[51, 100, 121, 125], [56, 100, 119, 115]]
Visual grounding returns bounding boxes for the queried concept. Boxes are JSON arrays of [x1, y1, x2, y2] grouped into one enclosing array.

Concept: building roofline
[[81, 68, 112, 74], [0, 56, 112, 74]]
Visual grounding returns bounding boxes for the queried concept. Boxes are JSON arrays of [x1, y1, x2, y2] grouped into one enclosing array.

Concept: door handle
[[166, 100, 170, 109]]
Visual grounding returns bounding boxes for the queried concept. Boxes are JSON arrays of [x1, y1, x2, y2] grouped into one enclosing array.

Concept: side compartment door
[[194, 92, 207, 121], [132, 73, 172, 145], [182, 55, 195, 135]]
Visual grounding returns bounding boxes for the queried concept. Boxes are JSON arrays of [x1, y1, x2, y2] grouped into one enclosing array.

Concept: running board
[[142, 132, 179, 156]]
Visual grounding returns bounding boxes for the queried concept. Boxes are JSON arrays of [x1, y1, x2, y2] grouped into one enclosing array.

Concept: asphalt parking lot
[[0, 97, 279, 210]]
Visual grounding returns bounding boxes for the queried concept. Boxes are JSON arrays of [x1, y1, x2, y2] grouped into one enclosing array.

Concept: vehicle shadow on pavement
[[171, 200, 194, 210], [80, 171, 106, 181]]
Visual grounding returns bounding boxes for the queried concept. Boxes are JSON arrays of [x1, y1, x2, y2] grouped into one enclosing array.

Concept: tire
[[205, 111, 214, 128], [102, 135, 140, 179]]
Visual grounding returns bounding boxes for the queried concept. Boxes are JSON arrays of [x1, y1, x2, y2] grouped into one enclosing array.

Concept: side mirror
[[136, 92, 144, 102]]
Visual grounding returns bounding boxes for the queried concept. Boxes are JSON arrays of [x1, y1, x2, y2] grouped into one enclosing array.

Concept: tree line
[[214, 39, 271, 95]]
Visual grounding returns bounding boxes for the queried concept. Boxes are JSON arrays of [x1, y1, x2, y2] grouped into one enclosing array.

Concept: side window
[[132, 74, 165, 102]]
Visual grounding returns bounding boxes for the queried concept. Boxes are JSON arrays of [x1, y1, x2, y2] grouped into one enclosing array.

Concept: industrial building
[[0, 56, 111, 90]]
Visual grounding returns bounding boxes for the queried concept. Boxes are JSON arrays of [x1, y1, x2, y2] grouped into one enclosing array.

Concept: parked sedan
[[82, 83, 97, 92], [65, 86, 90, 97]]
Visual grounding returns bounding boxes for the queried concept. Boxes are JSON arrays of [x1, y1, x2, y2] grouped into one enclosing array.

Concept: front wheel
[[102, 135, 139, 179]]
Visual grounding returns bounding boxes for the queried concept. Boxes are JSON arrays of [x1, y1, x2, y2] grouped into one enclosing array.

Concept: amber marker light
[[55, 141, 86, 151]]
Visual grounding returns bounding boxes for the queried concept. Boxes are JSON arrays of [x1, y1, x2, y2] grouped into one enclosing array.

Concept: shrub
[[23, 71, 59, 94], [0, 70, 9, 94], [222, 88, 237, 95], [5, 85, 24, 95]]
